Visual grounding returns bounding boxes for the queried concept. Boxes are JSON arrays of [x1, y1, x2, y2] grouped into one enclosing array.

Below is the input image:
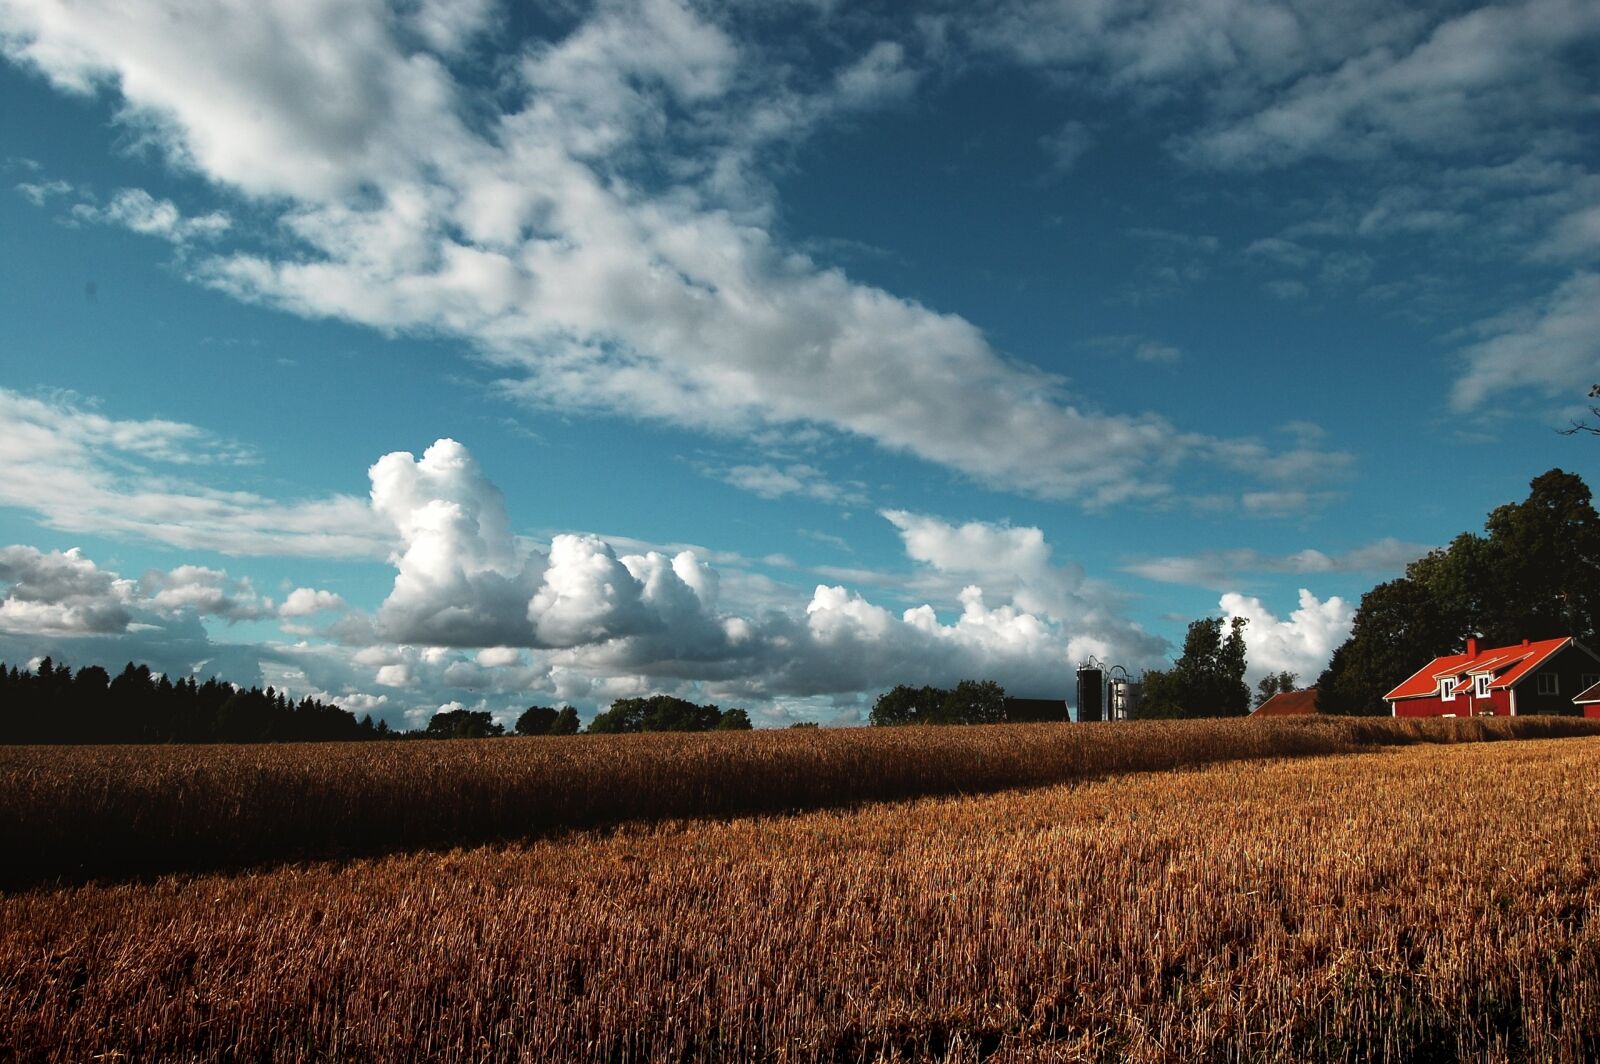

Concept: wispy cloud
[[0, 388, 390, 557], [1451, 271, 1600, 413], [707, 462, 868, 506], [13, 178, 74, 205], [1083, 334, 1182, 365], [71, 188, 231, 243], [1125, 537, 1431, 589], [1038, 119, 1093, 174]]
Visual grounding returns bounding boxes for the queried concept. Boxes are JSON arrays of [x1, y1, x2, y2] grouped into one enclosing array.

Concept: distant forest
[[0, 659, 752, 744], [0, 659, 389, 744]]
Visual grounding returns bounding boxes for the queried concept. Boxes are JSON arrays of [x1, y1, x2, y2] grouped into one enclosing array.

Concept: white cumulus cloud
[[361, 438, 1166, 701], [0, 545, 134, 635], [1220, 588, 1355, 687], [139, 564, 272, 622], [279, 587, 346, 617]]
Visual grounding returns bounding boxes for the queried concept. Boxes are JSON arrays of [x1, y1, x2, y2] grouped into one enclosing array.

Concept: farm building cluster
[[1252, 636, 1600, 718]]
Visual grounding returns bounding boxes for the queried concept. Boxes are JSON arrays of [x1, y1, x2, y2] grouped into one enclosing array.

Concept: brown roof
[[1575, 680, 1600, 705], [1252, 688, 1319, 716]]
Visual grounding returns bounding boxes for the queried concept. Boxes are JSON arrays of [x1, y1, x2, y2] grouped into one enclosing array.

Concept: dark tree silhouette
[[869, 680, 1008, 726], [0, 658, 385, 744], [586, 695, 752, 733], [515, 705, 559, 735], [869, 685, 944, 726], [515, 704, 582, 736], [425, 709, 504, 739]]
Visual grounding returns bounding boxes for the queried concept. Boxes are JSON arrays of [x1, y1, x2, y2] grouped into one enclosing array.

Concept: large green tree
[[869, 680, 1008, 726], [586, 695, 748, 733], [515, 704, 581, 736], [1318, 469, 1600, 714], [425, 708, 504, 739], [868, 685, 945, 726], [1136, 616, 1251, 718]]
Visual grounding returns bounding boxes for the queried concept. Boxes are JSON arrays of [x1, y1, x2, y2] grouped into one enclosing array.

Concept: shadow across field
[[3, 715, 1596, 888]]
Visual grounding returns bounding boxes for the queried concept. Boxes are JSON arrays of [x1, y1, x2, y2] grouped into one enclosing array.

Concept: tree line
[[585, 695, 751, 732], [0, 659, 756, 744], [0, 659, 390, 744]]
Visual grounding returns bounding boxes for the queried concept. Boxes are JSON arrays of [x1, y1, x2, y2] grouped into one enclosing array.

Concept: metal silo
[[1108, 665, 1141, 721], [1076, 658, 1104, 723]]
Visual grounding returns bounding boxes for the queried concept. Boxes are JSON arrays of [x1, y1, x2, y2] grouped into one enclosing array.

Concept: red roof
[[1252, 688, 1319, 716], [1385, 637, 1572, 702], [1576, 680, 1600, 705]]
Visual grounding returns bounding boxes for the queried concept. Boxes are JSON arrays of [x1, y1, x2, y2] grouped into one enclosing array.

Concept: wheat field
[[4, 715, 1595, 886], [5, 734, 1600, 1061]]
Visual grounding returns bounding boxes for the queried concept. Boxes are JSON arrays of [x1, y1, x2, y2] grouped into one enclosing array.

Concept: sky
[[0, 0, 1596, 728]]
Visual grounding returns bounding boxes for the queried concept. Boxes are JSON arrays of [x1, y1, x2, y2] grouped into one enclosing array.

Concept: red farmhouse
[[1384, 637, 1600, 717]]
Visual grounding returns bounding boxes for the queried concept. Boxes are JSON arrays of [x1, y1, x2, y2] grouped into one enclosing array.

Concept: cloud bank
[[0, 429, 1381, 724], [0, 432, 1184, 721], [365, 439, 1162, 700]]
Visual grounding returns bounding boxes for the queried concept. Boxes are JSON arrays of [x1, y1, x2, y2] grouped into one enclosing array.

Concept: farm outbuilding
[[1384, 637, 1600, 718], [1574, 680, 1600, 718], [1251, 688, 1319, 717], [1002, 697, 1069, 723]]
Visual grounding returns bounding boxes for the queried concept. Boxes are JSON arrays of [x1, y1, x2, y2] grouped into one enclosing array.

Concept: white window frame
[[1438, 677, 1455, 701], [1537, 672, 1560, 696], [1474, 674, 1492, 698]]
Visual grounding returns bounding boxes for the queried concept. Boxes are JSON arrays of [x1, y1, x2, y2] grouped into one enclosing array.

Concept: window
[[1581, 673, 1599, 692], [1474, 674, 1492, 698], [1538, 672, 1560, 696], [1438, 677, 1456, 701]]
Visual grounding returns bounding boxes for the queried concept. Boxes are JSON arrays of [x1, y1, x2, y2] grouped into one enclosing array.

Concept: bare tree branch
[[1558, 385, 1600, 437]]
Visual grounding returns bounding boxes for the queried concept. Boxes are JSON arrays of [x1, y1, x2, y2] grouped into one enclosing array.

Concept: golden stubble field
[[5, 734, 1599, 1062], [5, 715, 1595, 885]]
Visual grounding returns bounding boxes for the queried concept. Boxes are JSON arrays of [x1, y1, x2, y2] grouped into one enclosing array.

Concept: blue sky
[[1, 0, 1596, 727]]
